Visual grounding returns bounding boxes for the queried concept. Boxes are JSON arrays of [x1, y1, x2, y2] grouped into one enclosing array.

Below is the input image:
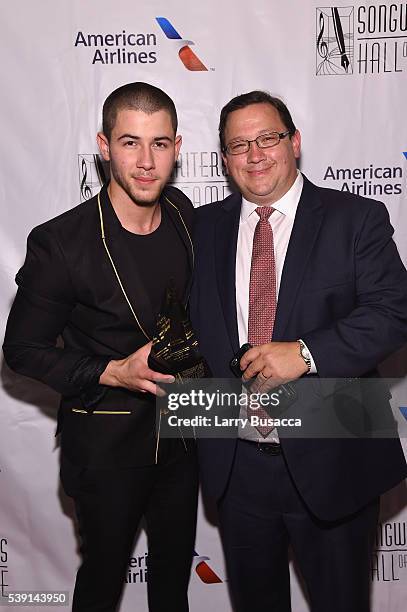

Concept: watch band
[[298, 339, 311, 373]]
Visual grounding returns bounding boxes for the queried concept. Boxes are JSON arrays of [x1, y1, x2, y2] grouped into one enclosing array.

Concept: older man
[[190, 90, 407, 612]]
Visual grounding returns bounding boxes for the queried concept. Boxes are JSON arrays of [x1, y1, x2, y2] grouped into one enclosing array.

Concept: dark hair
[[102, 82, 178, 140], [219, 90, 296, 151]]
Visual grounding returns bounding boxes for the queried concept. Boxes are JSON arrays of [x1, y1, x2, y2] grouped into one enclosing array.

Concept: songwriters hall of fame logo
[[78, 152, 230, 206], [0, 537, 9, 601], [78, 155, 108, 201], [0, 467, 10, 601], [316, 7, 354, 75]]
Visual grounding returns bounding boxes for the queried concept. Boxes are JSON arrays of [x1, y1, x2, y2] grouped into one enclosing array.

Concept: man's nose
[[137, 144, 155, 170], [246, 140, 266, 163]]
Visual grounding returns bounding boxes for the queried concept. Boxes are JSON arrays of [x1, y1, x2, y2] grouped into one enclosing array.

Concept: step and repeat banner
[[1, 1, 407, 610]]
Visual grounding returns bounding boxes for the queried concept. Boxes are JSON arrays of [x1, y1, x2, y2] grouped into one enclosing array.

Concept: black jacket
[[3, 184, 194, 468]]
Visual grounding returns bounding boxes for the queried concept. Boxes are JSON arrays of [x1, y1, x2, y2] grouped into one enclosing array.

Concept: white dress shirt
[[235, 171, 316, 441]]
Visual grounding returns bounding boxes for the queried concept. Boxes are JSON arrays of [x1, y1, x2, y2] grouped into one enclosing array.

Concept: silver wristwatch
[[298, 339, 311, 373]]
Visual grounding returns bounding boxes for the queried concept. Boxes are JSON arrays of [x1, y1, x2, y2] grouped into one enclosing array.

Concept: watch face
[[299, 342, 311, 368], [301, 346, 308, 359]]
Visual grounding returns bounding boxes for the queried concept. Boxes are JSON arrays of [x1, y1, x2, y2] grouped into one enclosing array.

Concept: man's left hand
[[240, 341, 308, 392]]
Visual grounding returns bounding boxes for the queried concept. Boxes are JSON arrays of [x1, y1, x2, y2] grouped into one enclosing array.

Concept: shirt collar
[[240, 171, 303, 223]]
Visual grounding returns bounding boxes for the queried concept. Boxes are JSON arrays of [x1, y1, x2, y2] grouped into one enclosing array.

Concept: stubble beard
[[110, 163, 164, 208]]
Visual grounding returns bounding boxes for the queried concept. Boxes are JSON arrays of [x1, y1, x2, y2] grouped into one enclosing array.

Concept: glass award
[[148, 283, 211, 380]]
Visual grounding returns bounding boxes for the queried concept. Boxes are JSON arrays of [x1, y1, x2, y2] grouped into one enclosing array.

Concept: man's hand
[[99, 342, 174, 396], [240, 341, 308, 392]]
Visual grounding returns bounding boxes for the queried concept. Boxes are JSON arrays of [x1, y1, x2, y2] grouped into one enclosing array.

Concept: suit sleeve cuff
[[67, 355, 112, 409]]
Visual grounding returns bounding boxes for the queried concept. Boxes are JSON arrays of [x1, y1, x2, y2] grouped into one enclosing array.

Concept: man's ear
[[291, 129, 301, 159], [174, 134, 182, 160], [97, 132, 110, 162], [221, 152, 229, 175]]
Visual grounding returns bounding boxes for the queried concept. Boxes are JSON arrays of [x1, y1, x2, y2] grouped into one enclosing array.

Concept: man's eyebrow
[[117, 134, 174, 142], [228, 128, 279, 142], [153, 136, 173, 142]]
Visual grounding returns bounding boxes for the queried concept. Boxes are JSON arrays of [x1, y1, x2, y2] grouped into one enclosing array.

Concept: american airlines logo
[[156, 17, 208, 71]]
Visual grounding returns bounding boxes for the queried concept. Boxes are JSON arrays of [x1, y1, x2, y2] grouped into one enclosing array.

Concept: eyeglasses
[[223, 130, 291, 155]]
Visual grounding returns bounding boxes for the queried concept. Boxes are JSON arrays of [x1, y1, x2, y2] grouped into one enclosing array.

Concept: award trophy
[[148, 283, 211, 380]]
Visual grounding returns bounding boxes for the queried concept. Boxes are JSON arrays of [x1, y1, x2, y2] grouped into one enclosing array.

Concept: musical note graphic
[[80, 158, 93, 201], [317, 13, 328, 59], [316, 7, 354, 76], [78, 154, 108, 201]]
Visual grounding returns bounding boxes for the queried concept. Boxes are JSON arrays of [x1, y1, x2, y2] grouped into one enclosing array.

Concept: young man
[[3, 82, 198, 612], [190, 90, 407, 612]]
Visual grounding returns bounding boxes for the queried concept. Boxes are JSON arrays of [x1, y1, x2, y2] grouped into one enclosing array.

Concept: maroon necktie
[[247, 206, 276, 437]]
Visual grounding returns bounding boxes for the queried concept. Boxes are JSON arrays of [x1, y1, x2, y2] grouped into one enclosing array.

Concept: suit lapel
[[273, 178, 325, 340], [215, 193, 241, 355], [162, 194, 194, 302]]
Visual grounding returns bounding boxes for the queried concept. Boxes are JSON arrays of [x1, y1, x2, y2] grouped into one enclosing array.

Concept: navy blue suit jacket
[[190, 175, 407, 521]]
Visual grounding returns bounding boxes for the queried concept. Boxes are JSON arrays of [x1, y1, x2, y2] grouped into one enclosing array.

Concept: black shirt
[[123, 202, 190, 328]]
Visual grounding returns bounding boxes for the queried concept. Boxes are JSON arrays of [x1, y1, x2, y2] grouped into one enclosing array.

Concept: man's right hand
[[99, 342, 175, 396]]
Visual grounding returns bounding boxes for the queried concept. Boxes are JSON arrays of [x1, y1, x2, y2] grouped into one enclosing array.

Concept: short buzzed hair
[[102, 82, 178, 140], [219, 90, 296, 151]]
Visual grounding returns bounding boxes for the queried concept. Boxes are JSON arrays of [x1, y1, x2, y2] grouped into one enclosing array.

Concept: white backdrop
[[1, 1, 407, 610]]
